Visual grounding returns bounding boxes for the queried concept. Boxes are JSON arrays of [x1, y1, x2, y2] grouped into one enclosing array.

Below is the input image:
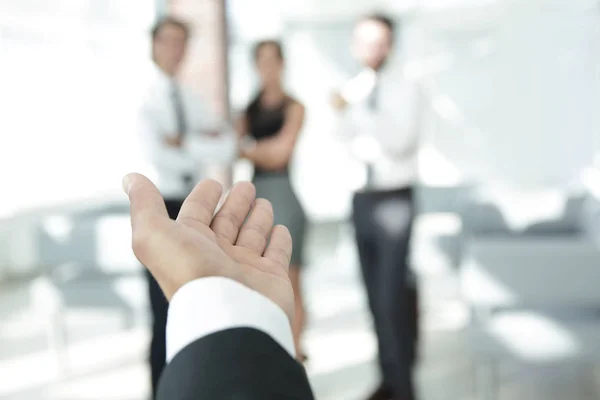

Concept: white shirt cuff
[[166, 277, 296, 363]]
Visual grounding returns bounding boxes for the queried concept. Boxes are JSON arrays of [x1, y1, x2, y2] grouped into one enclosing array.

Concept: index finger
[[210, 182, 256, 244], [177, 179, 224, 230]]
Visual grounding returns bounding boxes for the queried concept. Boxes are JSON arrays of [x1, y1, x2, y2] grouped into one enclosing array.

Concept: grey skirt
[[253, 172, 306, 267]]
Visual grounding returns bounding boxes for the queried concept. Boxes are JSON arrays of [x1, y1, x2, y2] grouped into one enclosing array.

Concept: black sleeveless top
[[246, 94, 293, 176]]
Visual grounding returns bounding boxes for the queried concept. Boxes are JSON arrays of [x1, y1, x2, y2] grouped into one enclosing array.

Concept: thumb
[[123, 172, 170, 234], [123, 174, 178, 300]]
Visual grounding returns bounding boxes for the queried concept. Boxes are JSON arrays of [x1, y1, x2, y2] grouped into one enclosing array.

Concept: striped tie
[[171, 81, 194, 191], [365, 79, 379, 188]]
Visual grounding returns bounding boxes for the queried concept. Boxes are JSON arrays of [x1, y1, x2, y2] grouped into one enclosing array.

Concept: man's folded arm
[[157, 277, 315, 400], [185, 127, 238, 165], [138, 109, 196, 173]]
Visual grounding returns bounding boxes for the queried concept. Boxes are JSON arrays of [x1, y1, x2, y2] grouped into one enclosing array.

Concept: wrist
[[239, 142, 256, 160], [166, 276, 296, 362]]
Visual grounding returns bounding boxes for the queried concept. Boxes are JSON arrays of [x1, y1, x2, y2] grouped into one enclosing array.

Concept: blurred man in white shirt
[[137, 16, 236, 397], [332, 14, 424, 400]]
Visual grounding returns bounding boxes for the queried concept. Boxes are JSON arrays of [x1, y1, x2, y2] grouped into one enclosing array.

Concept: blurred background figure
[[331, 13, 423, 400], [235, 40, 308, 361], [139, 16, 237, 397]]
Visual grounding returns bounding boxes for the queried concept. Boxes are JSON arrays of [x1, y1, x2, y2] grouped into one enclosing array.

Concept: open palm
[[124, 173, 295, 322]]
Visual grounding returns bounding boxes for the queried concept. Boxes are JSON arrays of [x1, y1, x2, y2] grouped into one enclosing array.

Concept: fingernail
[[122, 175, 131, 195]]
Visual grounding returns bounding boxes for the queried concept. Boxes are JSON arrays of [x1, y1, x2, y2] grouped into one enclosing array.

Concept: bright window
[[0, 1, 156, 217]]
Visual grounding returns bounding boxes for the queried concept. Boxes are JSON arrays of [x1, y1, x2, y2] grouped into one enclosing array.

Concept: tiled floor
[[0, 218, 598, 400]]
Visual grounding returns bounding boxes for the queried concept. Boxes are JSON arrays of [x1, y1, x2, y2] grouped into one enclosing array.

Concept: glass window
[[0, 1, 156, 217]]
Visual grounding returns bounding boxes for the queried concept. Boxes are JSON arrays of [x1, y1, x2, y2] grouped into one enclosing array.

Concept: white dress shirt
[[166, 277, 296, 363], [338, 59, 423, 191], [138, 64, 237, 199]]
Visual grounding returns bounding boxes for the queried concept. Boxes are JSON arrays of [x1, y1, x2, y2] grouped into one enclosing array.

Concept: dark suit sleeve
[[157, 327, 315, 400]]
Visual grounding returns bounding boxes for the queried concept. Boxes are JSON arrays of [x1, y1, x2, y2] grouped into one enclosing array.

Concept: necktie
[[365, 78, 379, 188], [171, 81, 194, 191], [367, 78, 379, 111], [171, 81, 188, 135]]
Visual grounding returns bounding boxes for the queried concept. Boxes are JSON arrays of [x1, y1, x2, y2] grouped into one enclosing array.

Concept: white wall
[[0, 1, 155, 219], [426, 9, 600, 188]]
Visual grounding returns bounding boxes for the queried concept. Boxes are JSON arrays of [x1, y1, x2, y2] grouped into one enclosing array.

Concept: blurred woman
[[236, 40, 308, 361]]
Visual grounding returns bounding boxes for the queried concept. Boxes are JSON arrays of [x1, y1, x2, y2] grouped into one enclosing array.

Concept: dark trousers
[[146, 198, 183, 398], [352, 187, 419, 400]]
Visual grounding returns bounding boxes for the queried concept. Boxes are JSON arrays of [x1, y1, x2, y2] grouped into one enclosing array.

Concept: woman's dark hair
[[253, 40, 284, 62], [151, 16, 190, 41], [247, 40, 285, 113]]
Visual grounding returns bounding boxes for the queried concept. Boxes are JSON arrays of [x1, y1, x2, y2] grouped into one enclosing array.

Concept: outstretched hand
[[122, 173, 295, 322]]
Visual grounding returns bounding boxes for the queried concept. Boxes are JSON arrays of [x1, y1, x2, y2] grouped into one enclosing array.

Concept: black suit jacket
[[157, 327, 315, 399]]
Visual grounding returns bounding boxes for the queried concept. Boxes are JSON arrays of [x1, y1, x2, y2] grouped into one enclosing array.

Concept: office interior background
[[1, 0, 600, 399]]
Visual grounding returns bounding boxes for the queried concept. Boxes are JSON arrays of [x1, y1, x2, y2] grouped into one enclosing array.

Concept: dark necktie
[[171, 81, 194, 191], [365, 78, 379, 188], [367, 78, 379, 111]]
